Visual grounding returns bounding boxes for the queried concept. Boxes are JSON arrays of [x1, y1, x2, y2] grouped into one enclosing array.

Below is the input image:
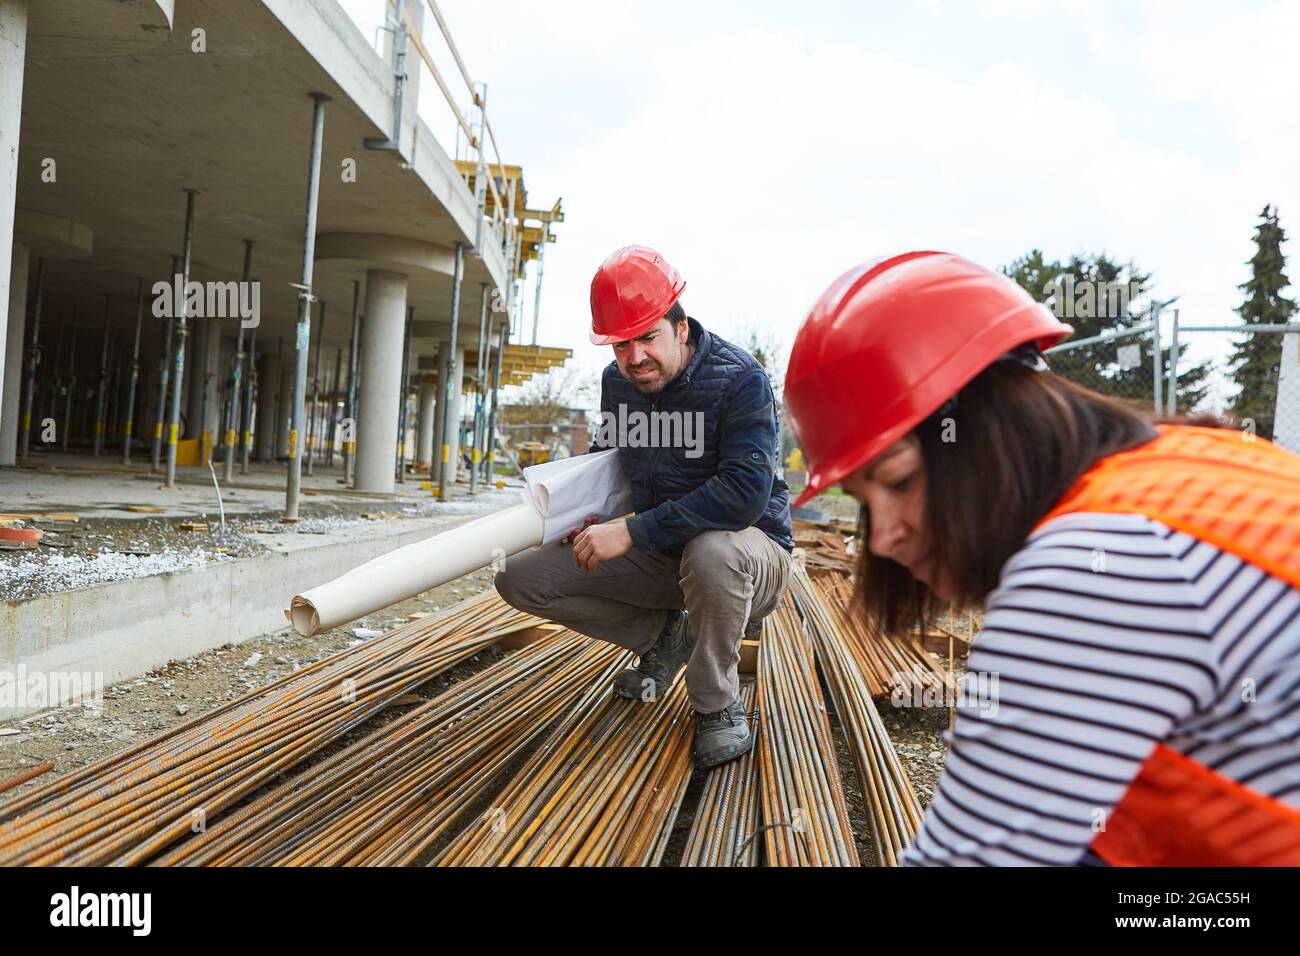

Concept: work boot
[[613, 610, 694, 702], [693, 697, 753, 769]]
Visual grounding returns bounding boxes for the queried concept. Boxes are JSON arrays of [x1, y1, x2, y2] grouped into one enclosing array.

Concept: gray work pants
[[494, 526, 792, 713]]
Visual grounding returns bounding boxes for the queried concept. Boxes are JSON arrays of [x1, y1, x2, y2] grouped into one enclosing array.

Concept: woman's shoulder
[[990, 511, 1213, 619]]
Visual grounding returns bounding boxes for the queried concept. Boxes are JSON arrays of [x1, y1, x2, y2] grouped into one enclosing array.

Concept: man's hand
[[572, 521, 634, 572], [560, 513, 600, 545]]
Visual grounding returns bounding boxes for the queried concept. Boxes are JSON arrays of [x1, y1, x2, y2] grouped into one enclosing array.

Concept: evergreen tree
[[1002, 250, 1210, 412], [1228, 205, 1296, 440]]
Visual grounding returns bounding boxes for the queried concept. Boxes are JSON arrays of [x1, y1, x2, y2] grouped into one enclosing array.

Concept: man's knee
[[681, 530, 747, 578], [493, 548, 550, 613]]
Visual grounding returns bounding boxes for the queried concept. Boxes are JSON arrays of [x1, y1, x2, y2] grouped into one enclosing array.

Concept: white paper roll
[[286, 450, 636, 637], [288, 502, 546, 636]]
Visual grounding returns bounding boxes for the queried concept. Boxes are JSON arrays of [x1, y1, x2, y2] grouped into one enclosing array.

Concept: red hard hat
[[785, 251, 1074, 508], [589, 245, 687, 346]]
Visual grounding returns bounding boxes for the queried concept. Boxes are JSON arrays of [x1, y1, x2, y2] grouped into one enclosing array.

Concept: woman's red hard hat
[[785, 251, 1074, 508]]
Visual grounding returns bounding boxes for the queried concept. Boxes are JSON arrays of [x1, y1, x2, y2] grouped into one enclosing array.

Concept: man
[[495, 244, 794, 769]]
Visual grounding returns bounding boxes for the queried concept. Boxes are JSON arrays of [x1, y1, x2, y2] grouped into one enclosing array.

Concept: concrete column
[[255, 353, 279, 462], [415, 372, 436, 469], [0, 241, 29, 465], [355, 270, 407, 492], [275, 359, 293, 458], [0, 0, 27, 464]]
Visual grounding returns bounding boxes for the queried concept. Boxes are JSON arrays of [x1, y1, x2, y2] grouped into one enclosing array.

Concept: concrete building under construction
[[0, 0, 569, 495], [0, 0, 577, 699]]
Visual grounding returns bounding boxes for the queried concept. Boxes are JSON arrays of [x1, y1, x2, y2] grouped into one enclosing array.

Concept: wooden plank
[[496, 622, 564, 651], [0, 512, 80, 523], [739, 639, 760, 675]]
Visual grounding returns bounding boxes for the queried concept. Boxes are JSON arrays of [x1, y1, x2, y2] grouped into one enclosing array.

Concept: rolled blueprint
[[287, 450, 635, 636]]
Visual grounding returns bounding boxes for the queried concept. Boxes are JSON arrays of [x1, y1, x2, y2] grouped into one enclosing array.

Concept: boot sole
[[693, 733, 755, 770], [613, 682, 663, 701]]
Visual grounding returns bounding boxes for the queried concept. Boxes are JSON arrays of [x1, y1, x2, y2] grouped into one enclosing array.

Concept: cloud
[[374, 1, 1297, 403]]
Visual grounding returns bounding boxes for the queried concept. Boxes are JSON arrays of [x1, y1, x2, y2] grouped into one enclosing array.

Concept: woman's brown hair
[[854, 361, 1161, 638]]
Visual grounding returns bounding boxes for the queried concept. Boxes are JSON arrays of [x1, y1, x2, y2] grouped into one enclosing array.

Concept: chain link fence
[[1045, 314, 1300, 455]]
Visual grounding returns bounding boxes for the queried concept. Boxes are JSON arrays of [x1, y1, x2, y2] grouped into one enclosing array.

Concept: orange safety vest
[[1035, 424, 1300, 866]]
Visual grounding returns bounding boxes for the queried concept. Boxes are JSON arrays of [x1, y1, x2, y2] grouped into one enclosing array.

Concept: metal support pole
[[327, 346, 341, 467], [485, 321, 506, 487], [122, 277, 145, 463], [18, 256, 43, 459], [241, 305, 257, 474], [343, 279, 360, 485], [151, 256, 177, 471], [223, 239, 253, 481], [396, 305, 412, 482], [437, 243, 465, 500], [531, 222, 548, 345], [307, 299, 325, 476], [61, 320, 76, 451], [164, 190, 198, 488], [285, 93, 329, 520], [473, 82, 488, 251], [1167, 309, 1180, 416], [45, 319, 63, 432], [105, 333, 120, 449], [364, 0, 407, 152], [470, 283, 488, 494], [1151, 303, 1163, 416], [93, 294, 111, 455], [272, 336, 284, 457]]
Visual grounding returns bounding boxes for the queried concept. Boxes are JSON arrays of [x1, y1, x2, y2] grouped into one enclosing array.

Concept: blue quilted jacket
[[591, 318, 794, 556]]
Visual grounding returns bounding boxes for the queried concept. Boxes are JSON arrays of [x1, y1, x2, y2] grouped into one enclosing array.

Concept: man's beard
[[626, 361, 665, 394]]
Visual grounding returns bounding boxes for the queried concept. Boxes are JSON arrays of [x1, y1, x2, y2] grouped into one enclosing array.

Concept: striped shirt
[[900, 511, 1300, 867]]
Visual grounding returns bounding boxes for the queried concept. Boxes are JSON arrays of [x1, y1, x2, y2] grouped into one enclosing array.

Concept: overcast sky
[[341, 0, 1300, 405]]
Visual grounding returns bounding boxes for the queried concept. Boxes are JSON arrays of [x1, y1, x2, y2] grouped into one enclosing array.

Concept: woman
[[784, 251, 1300, 866]]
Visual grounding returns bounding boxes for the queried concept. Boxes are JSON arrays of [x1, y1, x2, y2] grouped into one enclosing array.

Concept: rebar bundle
[[156, 632, 619, 866], [791, 568, 924, 865], [0, 590, 540, 866], [436, 666, 695, 867], [757, 595, 860, 866], [818, 573, 956, 699], [679, 682, 762, 867]]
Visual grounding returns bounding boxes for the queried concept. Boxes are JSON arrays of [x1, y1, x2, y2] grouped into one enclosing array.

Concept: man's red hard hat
[[589, 245, 687, 346], [785, 251, 1074, 508]]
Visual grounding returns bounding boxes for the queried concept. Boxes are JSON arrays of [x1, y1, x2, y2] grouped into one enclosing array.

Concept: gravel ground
[[0, 486, 520, 602]]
